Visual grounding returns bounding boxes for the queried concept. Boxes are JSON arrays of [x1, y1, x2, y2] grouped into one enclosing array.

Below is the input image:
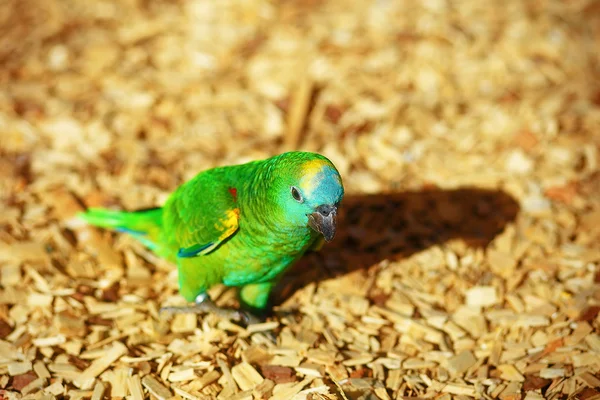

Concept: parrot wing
[[164, 174, 240, 258]]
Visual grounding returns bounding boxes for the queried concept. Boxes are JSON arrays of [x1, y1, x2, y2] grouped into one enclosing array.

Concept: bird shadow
[[272, 187, 520, 306]]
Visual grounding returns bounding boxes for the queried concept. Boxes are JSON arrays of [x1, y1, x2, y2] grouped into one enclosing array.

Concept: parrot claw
[[235, 311, 277, 343], [238, 310, 262, 326]]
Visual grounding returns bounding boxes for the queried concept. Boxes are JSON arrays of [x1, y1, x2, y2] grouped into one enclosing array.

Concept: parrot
[[79, 151, 344, 321]]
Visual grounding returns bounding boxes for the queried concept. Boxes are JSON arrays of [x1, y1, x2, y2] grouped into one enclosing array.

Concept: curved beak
[[307, 204, 337, 242]]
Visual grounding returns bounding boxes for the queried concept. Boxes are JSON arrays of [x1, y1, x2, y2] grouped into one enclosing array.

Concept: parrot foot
[[159, 298, 275, 341], [159, 293, 245, 322]]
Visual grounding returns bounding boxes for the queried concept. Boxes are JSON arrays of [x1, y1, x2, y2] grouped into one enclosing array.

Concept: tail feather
[[79, 207, 163, 249]]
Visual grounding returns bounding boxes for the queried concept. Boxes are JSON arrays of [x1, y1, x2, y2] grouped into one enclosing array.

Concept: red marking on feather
[[228, 187, 238, 201]]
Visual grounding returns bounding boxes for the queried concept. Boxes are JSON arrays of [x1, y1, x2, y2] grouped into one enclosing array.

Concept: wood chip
[[11, 371, 37, 391], [442, 383, 477, 397], [141, 375, 173, 400], [127, 375, 145, 400], [523, 375, 551, 391], [170, 314, 197, 333], [74, 341, 127, 388], [168, 368, 196, 382], [246, 321, 280, 333], [539, 368, 566, 379], [45, 381, 66, 396], [33, 361, 51, 379], [446, 350, 477, 377], [284, 72, 313, 150], [261, 365, 297, 384], [231, 362, 264, 390], [342, 355, 374, 367], [270, 377, 313, 400], [572, 352, 599, 368], [33, 335, 66, 347], [295, 363, 323, 378], [90, 381, 105, 400], [194, 370, 221, 390], [8, 361, 33, 376], [0, 242, 49, 264], [498, 364, 525, 382], [465, 286, 499, 308], [253, 378, 275, 399]]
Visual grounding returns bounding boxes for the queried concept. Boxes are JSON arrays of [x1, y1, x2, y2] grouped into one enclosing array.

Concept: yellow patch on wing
[[299, 159, 330, 193], [215, 208, 240, 241]]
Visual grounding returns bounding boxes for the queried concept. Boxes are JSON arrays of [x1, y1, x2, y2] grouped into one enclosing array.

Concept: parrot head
[[271, 152, 344, 242]]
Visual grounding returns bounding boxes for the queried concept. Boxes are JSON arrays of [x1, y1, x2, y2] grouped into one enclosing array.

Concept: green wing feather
[[162, 169, 240, 258]]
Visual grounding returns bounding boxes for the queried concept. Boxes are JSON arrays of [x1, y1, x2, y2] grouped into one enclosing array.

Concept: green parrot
[[79, 151, 344, 320]]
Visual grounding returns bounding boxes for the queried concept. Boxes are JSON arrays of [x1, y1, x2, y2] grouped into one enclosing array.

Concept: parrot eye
[[290, 186, 303, 203]]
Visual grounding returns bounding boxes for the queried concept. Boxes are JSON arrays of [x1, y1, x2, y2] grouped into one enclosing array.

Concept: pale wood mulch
[[1, 0, 600, 399]]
